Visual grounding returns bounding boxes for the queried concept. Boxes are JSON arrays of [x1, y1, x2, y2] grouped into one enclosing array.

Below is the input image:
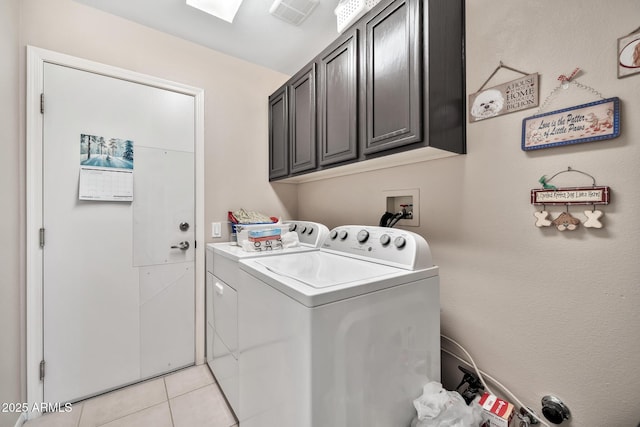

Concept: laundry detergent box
[[479, 392, 514, 427]]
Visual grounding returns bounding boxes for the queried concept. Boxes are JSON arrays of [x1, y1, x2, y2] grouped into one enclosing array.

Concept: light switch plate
[[211, 222, 222, 238]]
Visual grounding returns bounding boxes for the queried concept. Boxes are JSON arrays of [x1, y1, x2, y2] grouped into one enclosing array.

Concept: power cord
[[441, 334, 551, 427]]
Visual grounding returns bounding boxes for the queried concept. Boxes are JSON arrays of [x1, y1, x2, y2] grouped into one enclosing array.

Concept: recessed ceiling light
[[186, 0, 244, 23]]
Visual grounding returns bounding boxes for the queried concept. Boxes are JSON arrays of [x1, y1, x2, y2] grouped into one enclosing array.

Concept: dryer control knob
[[300, 226, 307, 234], [380, 234, 391, 246], [339, 230, 349, 240], [307, 227, 314, 235], [357, 230, 369, 243], [394, 236, 406, 248], [330, 230, 338, 240]]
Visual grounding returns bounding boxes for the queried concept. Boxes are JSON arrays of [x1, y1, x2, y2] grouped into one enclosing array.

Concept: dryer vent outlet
[[269, 0, 319, 26]]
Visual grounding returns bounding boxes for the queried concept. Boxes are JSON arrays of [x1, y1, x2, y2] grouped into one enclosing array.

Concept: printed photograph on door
[[80, 133, 134, 169]]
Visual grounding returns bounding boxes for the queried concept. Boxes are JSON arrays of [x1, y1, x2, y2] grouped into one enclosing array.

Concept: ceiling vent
[[269, 0, 319, 26]]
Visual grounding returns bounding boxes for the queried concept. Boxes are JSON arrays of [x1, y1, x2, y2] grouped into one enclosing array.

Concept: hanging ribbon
[[557, 68, 581, 83]]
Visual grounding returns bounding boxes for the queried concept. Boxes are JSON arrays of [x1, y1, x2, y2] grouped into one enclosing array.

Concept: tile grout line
[[163, 377, 176, 427], [32, 368, 216, 427], [166, 378, 216, 401], [88, 378, 168, 427], [76, 402, 86, 427], [91, 402, 168, 427]]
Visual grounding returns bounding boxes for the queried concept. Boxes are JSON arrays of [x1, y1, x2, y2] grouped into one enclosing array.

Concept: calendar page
[[78, 134, 134, 201], [79, 166, 133, 201]]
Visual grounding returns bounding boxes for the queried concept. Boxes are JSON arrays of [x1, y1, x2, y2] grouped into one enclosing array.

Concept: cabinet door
[[363, 0, 422, 154], [318, 29, 359, 166], [268, 86, 289, 180], [289, 64, 317, 174]]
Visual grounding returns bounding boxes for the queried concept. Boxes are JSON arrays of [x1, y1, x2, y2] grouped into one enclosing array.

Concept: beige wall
[[298, 0, 640, 425], [17, 0, 297, 240], [4, 0, 640, 426], [2, 1, 295, 426], [0, 0, 22, 426]]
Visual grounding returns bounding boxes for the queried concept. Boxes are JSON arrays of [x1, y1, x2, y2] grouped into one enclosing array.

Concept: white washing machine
[[237, 225, 440, 427], [205, 220, 329, 414]]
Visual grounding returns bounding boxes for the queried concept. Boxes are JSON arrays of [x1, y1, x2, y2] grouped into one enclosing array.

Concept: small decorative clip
[[538, 175, 557, 190], [557, 68, 581, 88]]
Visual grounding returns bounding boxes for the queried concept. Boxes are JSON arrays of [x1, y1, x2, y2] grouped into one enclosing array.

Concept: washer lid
[[252, 251, 399, 288], [211, 242, 318, 262], [240, 251, 438, 307]]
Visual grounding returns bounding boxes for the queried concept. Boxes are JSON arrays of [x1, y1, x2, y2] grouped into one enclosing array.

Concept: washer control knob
[[290, 224, 297, 231], [307, 227, 314, 235], [394, 236, 406, 248], [330, 230, 338, 240], [300, 226, 307, 234], [380, 234, 391, 246], [339, 230, 349, 240], [356, 230, 369, 243]]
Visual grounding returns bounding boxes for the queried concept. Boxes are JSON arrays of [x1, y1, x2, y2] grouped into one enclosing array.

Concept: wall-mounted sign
[[521, 97, 620, 151], [469, 73, 539, 122], [618, 28, 640, 78], [531, 186, 610, 206]]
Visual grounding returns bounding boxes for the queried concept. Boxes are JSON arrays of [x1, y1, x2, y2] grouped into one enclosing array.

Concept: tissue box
[[479, 392, 514, 427]]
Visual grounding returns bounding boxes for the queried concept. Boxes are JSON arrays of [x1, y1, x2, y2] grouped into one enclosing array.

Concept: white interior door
[[42, 62, 196, 403]]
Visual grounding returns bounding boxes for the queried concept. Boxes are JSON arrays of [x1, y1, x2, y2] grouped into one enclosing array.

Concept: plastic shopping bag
[[410, 382, 484, 427]]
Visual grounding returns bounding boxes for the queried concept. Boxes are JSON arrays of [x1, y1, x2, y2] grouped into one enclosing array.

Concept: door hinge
[[194, 240, 197, 249], [40, 93, 44, 114], [39, 228, 45, 248], [39, 360, 45, 381]]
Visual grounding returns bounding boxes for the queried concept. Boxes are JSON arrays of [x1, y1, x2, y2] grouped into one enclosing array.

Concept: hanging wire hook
[[546, 166, 597, 187], [476, 61, 531, 92]]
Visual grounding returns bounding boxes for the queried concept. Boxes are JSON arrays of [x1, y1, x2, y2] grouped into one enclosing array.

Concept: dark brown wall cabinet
[[268, 86, 288, 180], [268, 0, 464, 181], [319, 29, 359, 166], [289, 64, 317, 174], [363, 0, 421, 154]]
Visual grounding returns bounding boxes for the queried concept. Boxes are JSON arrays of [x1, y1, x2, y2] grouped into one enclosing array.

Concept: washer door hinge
[[39, 360, 45, 381], [39, 228, 45, 248], [40, 93, 44, 114]]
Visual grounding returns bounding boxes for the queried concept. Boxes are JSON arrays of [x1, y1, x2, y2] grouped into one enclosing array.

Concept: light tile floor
[[24, 365, 237, 427]]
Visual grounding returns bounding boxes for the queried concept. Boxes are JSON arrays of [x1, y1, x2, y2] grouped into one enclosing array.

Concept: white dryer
[[237, 225, 440, 427], [205, 220, 329, 414]]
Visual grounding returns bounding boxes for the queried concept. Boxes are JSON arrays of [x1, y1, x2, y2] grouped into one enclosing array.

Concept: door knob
[[170, 241, 190, 250]]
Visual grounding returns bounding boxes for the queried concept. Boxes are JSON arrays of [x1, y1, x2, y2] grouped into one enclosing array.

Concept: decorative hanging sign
[[618, 26, 640, 78], [522, 97, 620, 150], [468, 62, 539, 122], [531, 186, 610, 205], [521, 68, 621, 151], [530, 167, 611, 231]]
